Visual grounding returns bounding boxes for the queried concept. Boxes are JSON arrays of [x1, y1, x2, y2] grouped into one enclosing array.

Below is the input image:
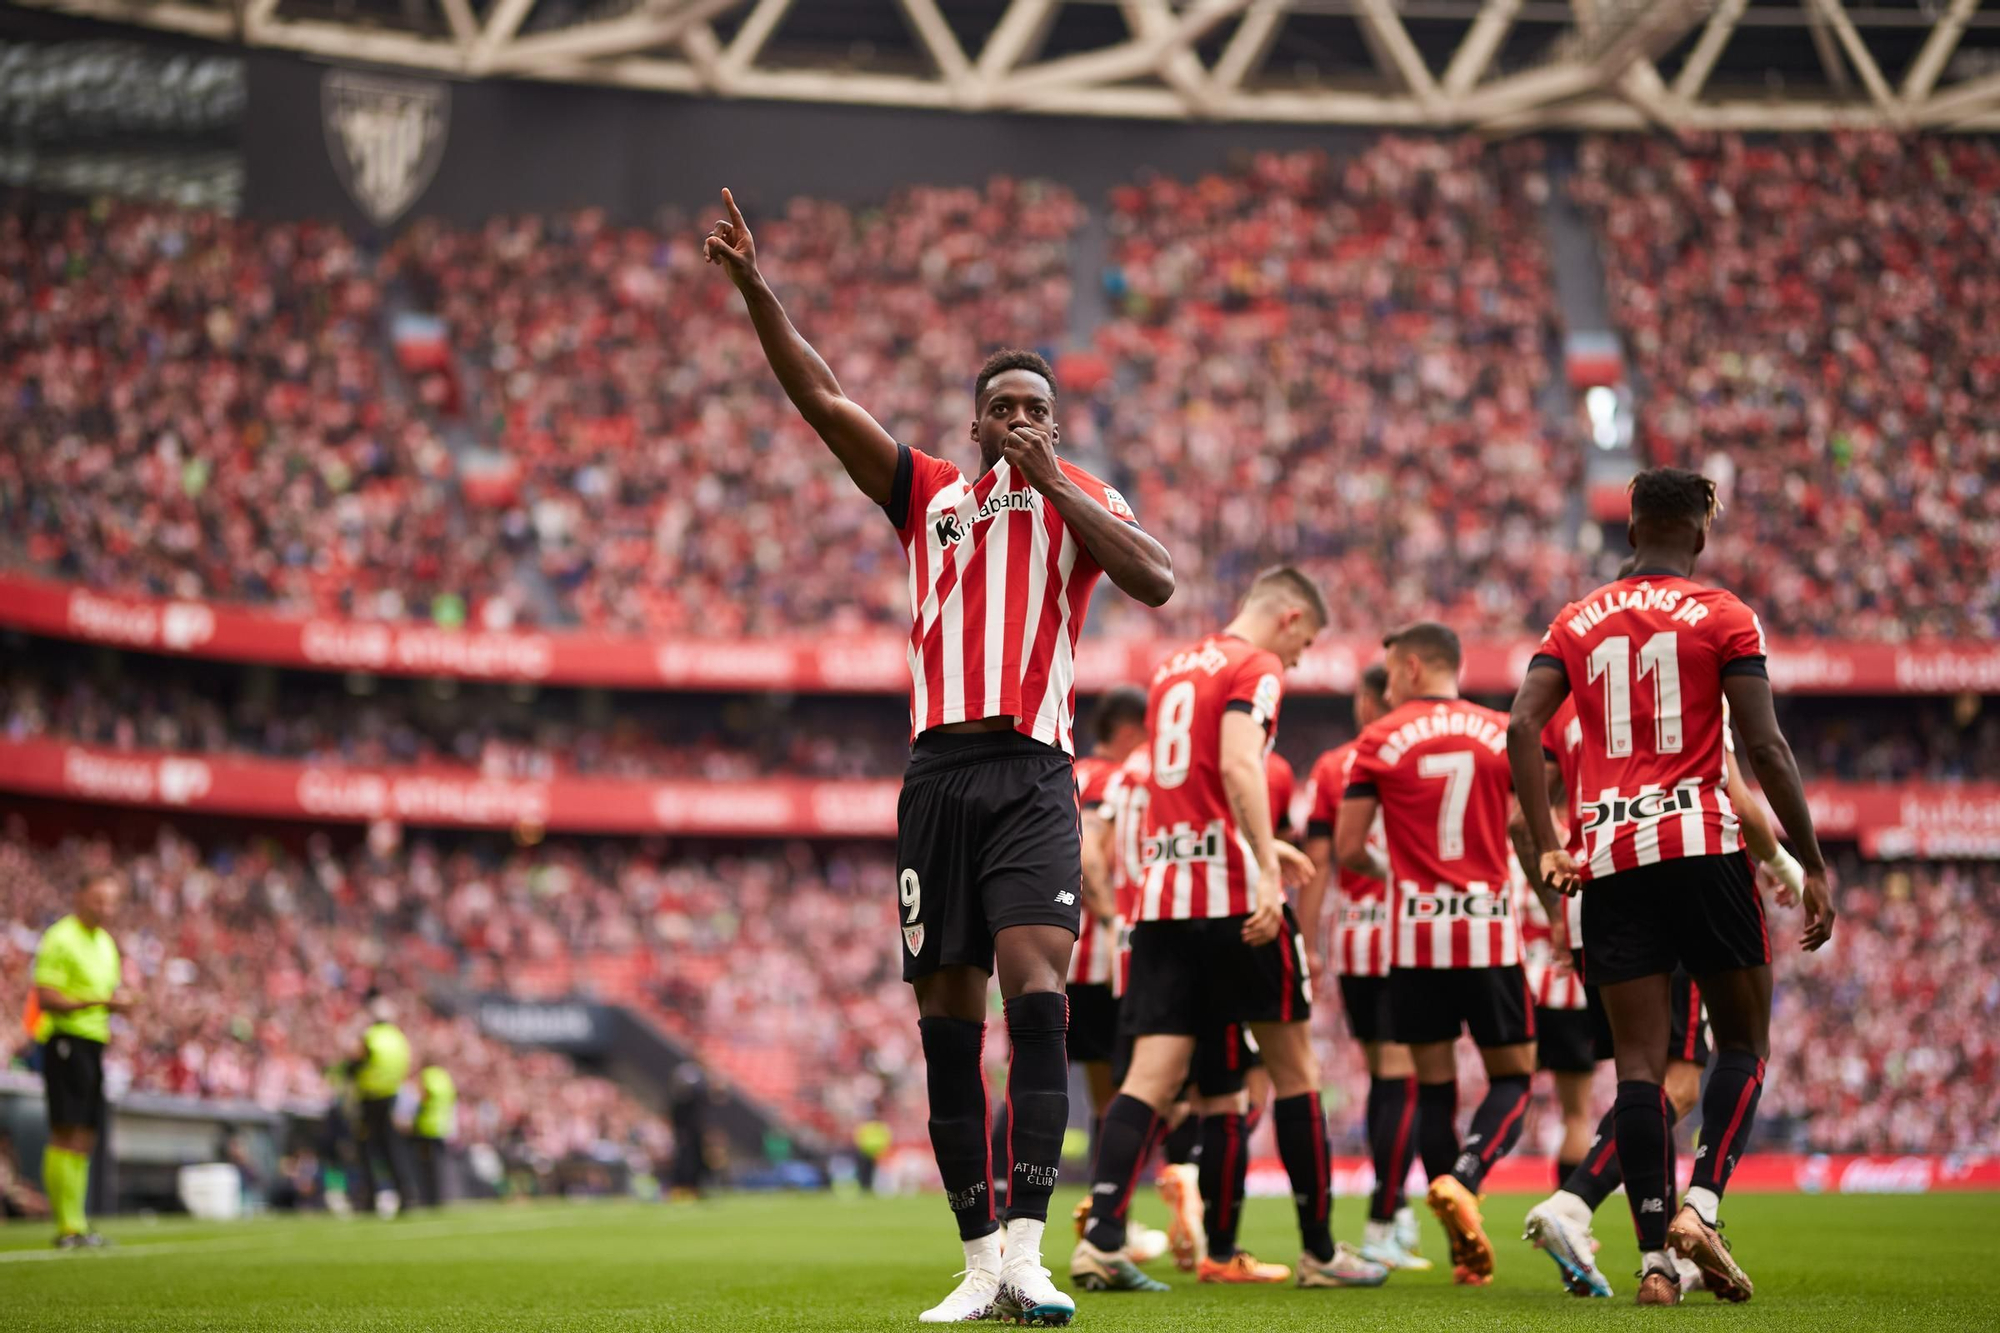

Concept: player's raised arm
[[704, 187, 899, 505], [1722, 673, 1834, 951], [1507, 662, 1576, 893]]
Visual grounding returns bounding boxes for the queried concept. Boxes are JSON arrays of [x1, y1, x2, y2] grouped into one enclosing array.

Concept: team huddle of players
[[1055, 470, 1831, 1309], [704, 196, 1832, 1323]]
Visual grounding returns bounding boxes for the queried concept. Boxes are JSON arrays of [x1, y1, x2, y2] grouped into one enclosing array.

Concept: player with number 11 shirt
[[1510, 467, 1834, 1308]]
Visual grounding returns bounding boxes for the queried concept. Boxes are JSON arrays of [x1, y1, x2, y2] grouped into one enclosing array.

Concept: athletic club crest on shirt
[[903, 923, 925, 956], [321, 69, 450, 226]]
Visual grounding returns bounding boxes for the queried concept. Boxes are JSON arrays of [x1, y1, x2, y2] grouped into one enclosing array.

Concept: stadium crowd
[[1086, 138, 1577, 641], [0, 205, 541, 629], [1574, 132, 2000, 640], [388, 180, 1081, 637], [1760, 855, 2000, 1155], [1, 821, 672, 1181], [6, 817, 1985, 1158], [5, 135, 1997, 645]]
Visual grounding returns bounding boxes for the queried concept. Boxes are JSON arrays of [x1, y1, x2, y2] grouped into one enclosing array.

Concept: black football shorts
[[43, 1034, 107, 1133], [1066, 983, 1119, 1065], [1338, 974, 1396, 1045], [1120, 906, 1312, 1037], [1580, 851, 1769, 987], [1389, 964, 1536, 1049], [895, 730, 1082, 983], [1576, 951, 1712, 1068], [1536, 1007, 1597, 1073]]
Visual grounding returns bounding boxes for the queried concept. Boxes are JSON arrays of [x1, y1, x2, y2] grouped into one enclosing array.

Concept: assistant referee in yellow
[[33, 871, 133, 1249]]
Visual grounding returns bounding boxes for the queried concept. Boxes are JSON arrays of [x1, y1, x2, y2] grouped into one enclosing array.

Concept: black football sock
[[1556, 1159, 1580, 1190], [1274, 1093, 1334, 1264], [1228, 1109, 1252, 1243], [1416, 1081, 1460, 1183], [1002, 993, 1069, 1225], [1367, 1076, 1417, 1221], [1563, 1107, 1623, 1210], [1613, 1080, 1675, 1251], [1452, 1074, 1532, 1192], [921, 1016, 999, 1241], [1162, 1114, 1199, 1167], [1197, 1113, 1245, 1260], [1689, 1049, 1766, 1203], [1563, 1101, 1680, 1211], [1084, 1094, 1159, 1253]]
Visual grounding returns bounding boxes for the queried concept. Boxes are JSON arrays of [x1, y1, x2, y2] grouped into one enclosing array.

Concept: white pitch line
[[0, 1205, 649, 1265]]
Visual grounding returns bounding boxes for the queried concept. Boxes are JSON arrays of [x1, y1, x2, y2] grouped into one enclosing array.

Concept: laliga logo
[[161, 603, 216, 651], [1579, 786, 1697, 833], [157, 758, 213, 806]]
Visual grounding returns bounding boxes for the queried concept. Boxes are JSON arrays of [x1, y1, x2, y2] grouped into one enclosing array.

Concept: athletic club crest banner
[[321, 68, 450, 225]]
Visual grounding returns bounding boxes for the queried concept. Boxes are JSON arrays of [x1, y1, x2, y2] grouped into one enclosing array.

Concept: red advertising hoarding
[[4, 736, 1998, 844], [5, 574, 1997, 695]]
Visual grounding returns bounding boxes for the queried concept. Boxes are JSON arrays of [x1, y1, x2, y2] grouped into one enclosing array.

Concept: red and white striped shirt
[[1107, 746, 1151, 997], [1348, 698, 1520, 970], [1069, 754, 1120, 986], [889, 444, 1138, 755], [1531, 573, 1766, 881], [1304, 742, 1392, 978], [1135, 635, 1284, 922]]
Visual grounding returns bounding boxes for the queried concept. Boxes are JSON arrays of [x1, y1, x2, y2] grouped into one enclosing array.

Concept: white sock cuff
[[1684, 1185, 1721, 1226], [965, 1229, 1004, 1271], [1004, 1217, 1046, 1257]]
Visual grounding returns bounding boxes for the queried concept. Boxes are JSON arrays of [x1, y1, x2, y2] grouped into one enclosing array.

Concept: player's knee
[[1713, 1032, 1770, 1062], [1484, 1042, 1537, 1079], [1371, 1043, 1415, 1079], [1663, 1062, 1702, 1118]]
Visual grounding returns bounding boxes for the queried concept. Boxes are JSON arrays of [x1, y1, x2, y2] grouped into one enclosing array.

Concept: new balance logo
[[1640, 1197, 1665, 1214], [1055, 891, 1076, 906]]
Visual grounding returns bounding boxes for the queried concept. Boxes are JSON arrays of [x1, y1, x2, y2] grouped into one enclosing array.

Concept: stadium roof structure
[[17, 0, 2000, 132]]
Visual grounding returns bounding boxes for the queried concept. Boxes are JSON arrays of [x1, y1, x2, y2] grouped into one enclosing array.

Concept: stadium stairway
[[1538, 141, 1621, 542], [468, 948, 835, 1163]]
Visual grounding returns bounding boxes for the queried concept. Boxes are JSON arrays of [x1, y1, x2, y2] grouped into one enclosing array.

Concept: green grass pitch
[[4, 1189, 1996, 1331]]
